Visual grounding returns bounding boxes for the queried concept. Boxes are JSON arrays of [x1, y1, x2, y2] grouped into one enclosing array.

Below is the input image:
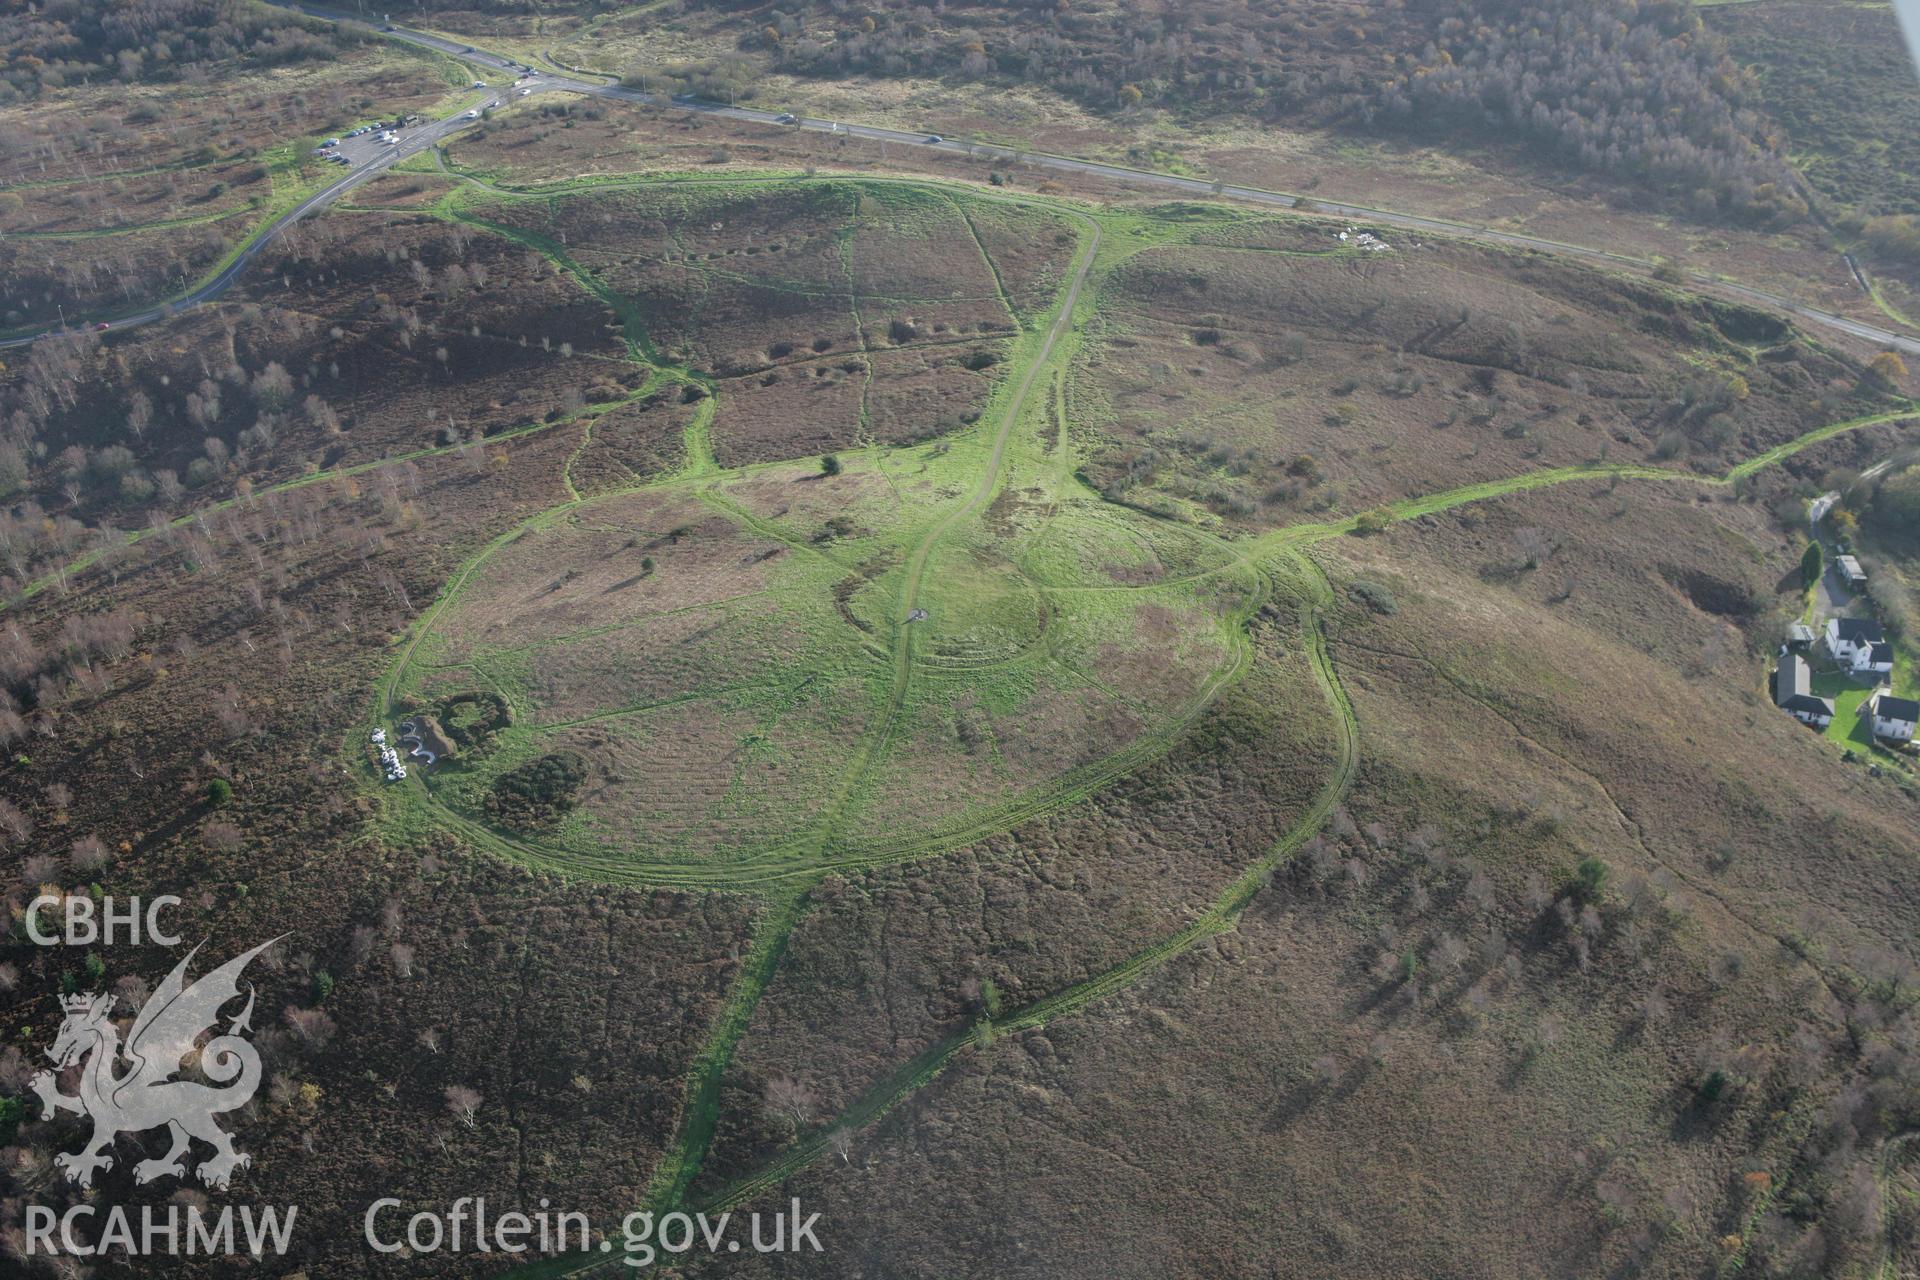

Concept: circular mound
[[913, 549, 1051, 668], [388, 484, 1255, 873]]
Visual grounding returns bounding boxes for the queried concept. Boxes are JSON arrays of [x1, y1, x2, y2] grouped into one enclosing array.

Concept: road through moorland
[[0, 64, 542, 348], [5, 0, 1918, 359]]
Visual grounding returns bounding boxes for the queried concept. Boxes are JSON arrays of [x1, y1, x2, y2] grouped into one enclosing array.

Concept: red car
[[93, 322, 110, 331]]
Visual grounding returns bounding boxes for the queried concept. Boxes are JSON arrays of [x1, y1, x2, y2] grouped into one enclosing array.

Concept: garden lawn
[[1813, 670, 1879, 751]]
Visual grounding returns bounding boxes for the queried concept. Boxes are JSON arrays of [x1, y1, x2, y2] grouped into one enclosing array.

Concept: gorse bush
[[485, 751, 590, 830]]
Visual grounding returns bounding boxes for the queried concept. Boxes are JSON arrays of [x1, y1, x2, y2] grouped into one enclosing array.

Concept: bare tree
[[1513, 526, 1557, 570], [1430, 932, 1469, 975], [69, 834, 110, 874], [113, 973, 149, 1011], [282, 1006, 337, 1052], [126, 390, 153, 441], [445, 1084, 483, 1128], [764, 1075, 818, 1130], [201, 820, 243, 853], [0, 799, 33, 841]]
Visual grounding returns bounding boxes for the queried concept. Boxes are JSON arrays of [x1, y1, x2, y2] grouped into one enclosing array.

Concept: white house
[[1827, 617, 1893, 676], [1772, 654, 1834, 728], [1868, 689, 1919, 743]]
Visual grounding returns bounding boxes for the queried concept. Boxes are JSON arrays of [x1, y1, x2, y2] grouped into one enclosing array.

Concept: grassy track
[[642, 884, 816, 1215], [802, 212, 1103, 840], [496, 549, 1357, 1277]]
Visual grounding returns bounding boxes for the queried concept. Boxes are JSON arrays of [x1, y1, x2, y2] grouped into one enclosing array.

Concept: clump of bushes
[[437, 691, 511, 753], [485, 751, 590, 831], [1348, 579, 1399, 615]]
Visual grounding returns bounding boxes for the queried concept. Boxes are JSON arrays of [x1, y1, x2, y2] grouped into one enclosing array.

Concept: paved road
[[1809, 458, 1899, 626], [13, 0, 1920, 361], [0, 55, 538, 349]]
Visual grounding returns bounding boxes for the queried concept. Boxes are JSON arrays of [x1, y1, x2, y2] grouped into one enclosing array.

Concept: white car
[[464, 109, 479, 119]]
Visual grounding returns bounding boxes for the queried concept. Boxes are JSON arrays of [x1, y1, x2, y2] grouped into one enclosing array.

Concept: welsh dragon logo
[[30, 939, 280, 1190]]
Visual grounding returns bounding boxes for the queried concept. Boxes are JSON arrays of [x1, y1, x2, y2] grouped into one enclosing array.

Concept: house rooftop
[[1832, 616, 1886, 644], [1782, 693, 1834, 718], [1773, 655, 1811, 705], [1875, 694, 1920, 723], [1869, 642, 1895, 665]]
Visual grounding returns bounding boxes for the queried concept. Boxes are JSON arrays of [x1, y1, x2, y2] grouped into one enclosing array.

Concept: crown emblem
[[61, 992, 99, 1013]]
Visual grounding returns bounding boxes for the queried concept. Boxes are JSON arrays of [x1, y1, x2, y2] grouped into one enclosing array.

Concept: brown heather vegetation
[[0, 384, 765, 1271], [0, 150, 1913, 1277], [698, 599, 1341, 1193], [1074, 224, 1887, 526]]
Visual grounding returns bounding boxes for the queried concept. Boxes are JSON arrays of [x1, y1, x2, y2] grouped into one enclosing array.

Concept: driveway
[[1813, 550, 1853, 628]]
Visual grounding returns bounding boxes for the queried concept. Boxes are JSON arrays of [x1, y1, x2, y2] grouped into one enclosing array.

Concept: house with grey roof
[[1772, 654, 1835, 728], [1867, 688, 1919, 743]]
